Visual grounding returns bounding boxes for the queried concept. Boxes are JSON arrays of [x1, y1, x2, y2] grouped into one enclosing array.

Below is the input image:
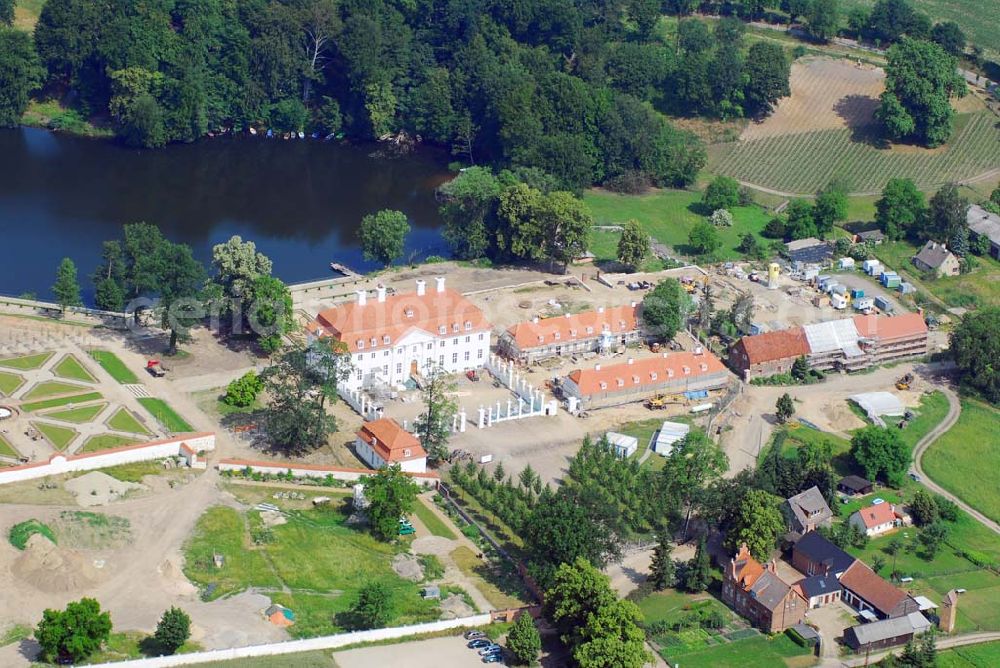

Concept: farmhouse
[[839, 560, 920, 619], [795, 573, 842, 609], [966, 204, 1000, 259], [561, 349, 729, 410], [912, 241, 960, 277], [783, 486, 833, 535], [791, 531, 856, 578], [355, 418, 428, 474], [849, 502, 904, 537], [722, 544, 806, 633], [499, 305, 640, 363], [844, 613, 932, 653], [306, 277, 491, 391], [727, 327, 810, 381]]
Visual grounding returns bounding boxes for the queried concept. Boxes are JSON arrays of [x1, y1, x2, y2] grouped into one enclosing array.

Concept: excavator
[[895, 373, 914, 391]]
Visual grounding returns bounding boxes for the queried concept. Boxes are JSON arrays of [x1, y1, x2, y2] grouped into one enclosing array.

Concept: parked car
[[478, 644, 502, 656], [464, 630, 486, 640], [482, 654, 504, 664], [468, 638, 492, 649]]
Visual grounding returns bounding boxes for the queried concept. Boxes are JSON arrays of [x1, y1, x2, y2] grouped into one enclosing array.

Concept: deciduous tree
[[506, 611, 541, 666], [641, 278, 689, 341], [703, 176, 740, 212], [412, 363, 458, 464], [438, 167, 501, 260], [617, 219, 650, 271], [926, 183, 968, 243], [785, 200, 817, 240], [349, 581, 393, 629], [950, 306, 1000, 403], [52, 258, 82, 313], [806, 0, 840, 42], [850, 425, 909, 485], [876, 178, 926, 241], [688, 221, 721, 255], [360, 209, 410, 267], [0, 27, 44, 127], [35, 598, 112, 664], [776, 393, 795, 424], [153, 607, 190, 655], [661, 430, 728, 538], [813, 182, 848, 237], [931, 21, 965, 56], [744, 42, 790, 115], [212, 236, 273, 303], [726, 489, 785, 560], [363, 464, 419, 541], [224, 371, 264, 408]]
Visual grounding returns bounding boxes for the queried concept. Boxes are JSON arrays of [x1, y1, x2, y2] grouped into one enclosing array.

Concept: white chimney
[[694, 345, 703, 355], [564, 313, 571, 318], [416, 279, 426, 296], [435, 276, 446, 293], [630, 301, 637, 308], [595, 364, 601, 371], [597, 306, 605, 313], [627, 357, 634, 365], [532, 316, 539, 324], [356, 290, 367, 306], [377, 284, 387, 303]]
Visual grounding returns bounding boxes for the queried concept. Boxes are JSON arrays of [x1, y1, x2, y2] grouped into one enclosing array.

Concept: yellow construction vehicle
[[645, 394, 683, 410], [895, 373, 914, 391]]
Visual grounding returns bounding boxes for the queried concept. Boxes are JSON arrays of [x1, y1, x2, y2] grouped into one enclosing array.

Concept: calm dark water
[[0, 128, 452, 301]]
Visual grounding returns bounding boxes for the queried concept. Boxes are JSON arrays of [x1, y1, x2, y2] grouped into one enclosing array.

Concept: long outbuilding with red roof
[[499, 304, 640, 363]]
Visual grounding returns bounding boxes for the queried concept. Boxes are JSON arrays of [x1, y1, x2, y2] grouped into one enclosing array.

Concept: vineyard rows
[[710, 112, 1000, 195]]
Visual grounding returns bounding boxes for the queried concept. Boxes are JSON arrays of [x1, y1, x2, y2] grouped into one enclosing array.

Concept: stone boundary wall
[[0, 433, 215, 485], [217, 458, 440, 488], [87, 614, 493, 667]]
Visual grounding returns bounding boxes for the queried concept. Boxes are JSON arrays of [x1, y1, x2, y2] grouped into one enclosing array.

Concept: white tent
[[652, 421, 690, 456], [850, 391, 906, 427]]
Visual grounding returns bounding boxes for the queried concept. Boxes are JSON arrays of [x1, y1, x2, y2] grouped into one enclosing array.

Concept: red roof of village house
[[306, 286, 489, 353], [566, 350, 726, 396], [853, 313, 927, 341], [737, 328, 810, 364], [854, 502, 898, 529], [357, 418, 426, 462], [839, 561, 909, 615], [506, 305, 638, 350]]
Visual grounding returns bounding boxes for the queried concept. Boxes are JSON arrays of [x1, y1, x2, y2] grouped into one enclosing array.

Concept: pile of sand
[[12, 533, 106, 593], [391, 553, 424, 582], [439, 593, 475, 619], [64, 472, 145, 507]]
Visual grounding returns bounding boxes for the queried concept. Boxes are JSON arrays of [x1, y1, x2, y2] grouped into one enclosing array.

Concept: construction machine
[[895, 373, 914, 391]]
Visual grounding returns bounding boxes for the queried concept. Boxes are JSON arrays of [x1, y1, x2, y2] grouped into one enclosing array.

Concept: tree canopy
[[360, 210, 410, 267], [641, 278, 689, 341], [876, 178, 926, 241], [35, 598, 112, 664], [950, 307, 1000, 403], [851, 425, 910, 485], [363, 464, 419, 541], [0, 27, 44, 128]]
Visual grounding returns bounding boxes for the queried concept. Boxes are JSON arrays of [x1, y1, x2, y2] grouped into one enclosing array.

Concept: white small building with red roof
[[355, 418, 427, 473], [849, 501, 904, 537], [306, 277, 491, 390]]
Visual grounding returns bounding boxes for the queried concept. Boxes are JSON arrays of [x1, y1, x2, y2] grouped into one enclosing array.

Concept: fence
[[0, 293, 129, 327], [481, 354, 555, 427], [0, 433, 215, 485], [87, 614, 493, 667]]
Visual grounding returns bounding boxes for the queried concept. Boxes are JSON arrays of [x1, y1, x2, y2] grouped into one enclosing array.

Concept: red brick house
[[722, 544, 806, 633], [727, 328, 810, 381]]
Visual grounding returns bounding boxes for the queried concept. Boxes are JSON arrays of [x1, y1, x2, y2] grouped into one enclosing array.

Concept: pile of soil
[[64, 472, 145, 507], [12, 533, 106, 593], [439, 593, 475, 619], [391, 553, 424, 582]]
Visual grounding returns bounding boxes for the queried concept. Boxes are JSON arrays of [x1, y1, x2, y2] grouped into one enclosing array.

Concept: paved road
[[912, 387, 1000, 535]]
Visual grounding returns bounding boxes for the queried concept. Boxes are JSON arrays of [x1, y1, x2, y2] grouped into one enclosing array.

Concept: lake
[[0, 128, 452, 302]]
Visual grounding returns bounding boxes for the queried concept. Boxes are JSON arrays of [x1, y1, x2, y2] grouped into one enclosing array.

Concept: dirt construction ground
[[742, 58, 885, 140]]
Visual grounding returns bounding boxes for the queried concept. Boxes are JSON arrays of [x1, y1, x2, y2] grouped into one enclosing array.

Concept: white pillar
[[459, 410, 467, 433], [478, 406, 486, 429], [518, 398, 524, 417], [506, 399, 512, 418]]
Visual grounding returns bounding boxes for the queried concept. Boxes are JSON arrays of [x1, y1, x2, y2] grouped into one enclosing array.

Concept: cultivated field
[[710, 58, 1000, 195]]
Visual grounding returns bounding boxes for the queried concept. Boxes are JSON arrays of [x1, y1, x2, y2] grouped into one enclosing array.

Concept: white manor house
[[307, 277, 491, 391]]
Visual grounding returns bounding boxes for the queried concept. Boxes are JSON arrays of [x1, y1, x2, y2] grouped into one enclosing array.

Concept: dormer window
[[403, 448, 411, 457], [586, 326, 593, 334], [632, 375, 639, 384], [616, 378, 624, 387], [683, 366, 690, 375], [599, 381, 608, 390], [554, 332, 560, 340], [650, 372, 658, 381], [383, 335, 390, 344], [465, 321, 472, 331], [404, 308, 414, 318], [370, 337, 377, 347], [619, 320, 625, 329], [570, 329, 577, 337], [452, 323, 459, 332], [438, 325, 446, 335], [537, 335, 544, 343], [357, 339, 365, 350], [667, 369, 674, 378], [700, 363, 708, 371]]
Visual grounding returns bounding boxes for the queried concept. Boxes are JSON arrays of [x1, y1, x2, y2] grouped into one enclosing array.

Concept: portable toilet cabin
[[831, 293, 849, 309]]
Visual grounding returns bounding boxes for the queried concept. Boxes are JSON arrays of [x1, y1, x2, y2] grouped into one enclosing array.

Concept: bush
[[604, 170, 651, 194], [224, 371, 264, 407], [9, 520, 56, 550]]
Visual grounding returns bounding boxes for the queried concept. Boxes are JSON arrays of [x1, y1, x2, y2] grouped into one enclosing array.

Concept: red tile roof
[[854, 503, 898, 529], [307, 286, 490, 353], [853, 313, 927, 341], [737, 328, 810, 364], [566, 350, 727, 396], [839, 561, 908, 616], [506, 305, 638, 350], [357, 418, 426, 462]]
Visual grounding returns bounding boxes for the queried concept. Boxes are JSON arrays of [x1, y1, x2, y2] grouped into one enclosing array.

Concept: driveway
[[803, 601, 856, 663], [333, 635, 495, 668]]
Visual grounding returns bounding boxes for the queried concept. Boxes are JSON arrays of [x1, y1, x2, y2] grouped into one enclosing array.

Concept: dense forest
[[6, 0, 792, 190]]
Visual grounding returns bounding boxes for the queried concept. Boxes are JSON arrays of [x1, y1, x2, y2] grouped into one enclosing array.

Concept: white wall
[[217, 459, 439, 488], [86, 614, 492, 667], [345, 328, 490, 390], [0, 433, 215, 485]]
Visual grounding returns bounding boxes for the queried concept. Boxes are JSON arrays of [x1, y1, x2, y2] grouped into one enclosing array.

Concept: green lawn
[[584, 189, 773, 261], [88, 350, 140, 384], [31, 421, 77, 450], [42, 403, 107, 424], [411, 496, 457, 540], [21, 391, 103, 412], [450, 545, 530, 610], [52, 355, 96, 383], [106, 407, 151, 435], [100, 461, 165, 483], [923, 400, 1000, 524], [78, 631, 201, 665], [939, 640, 1000, 668], [79, 433, 140, 453], [0, 371, 25, 397], [22, 380, 90, 400], [138, 398, 193, 433], [0, 434, 20, 458], [874, 241, 1000, 309], [897, 391, 950, 453], [636, 588, 730, 626], [0, 352, 52, 370], [659, 632, 814, 668], [710, 111, 1000, 195], [175, 652, 338, 668], [610, 416, 691, 471], [184, 504, 438, 638], [13, 0, 47, 31], [777, 425, 855, 477]]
